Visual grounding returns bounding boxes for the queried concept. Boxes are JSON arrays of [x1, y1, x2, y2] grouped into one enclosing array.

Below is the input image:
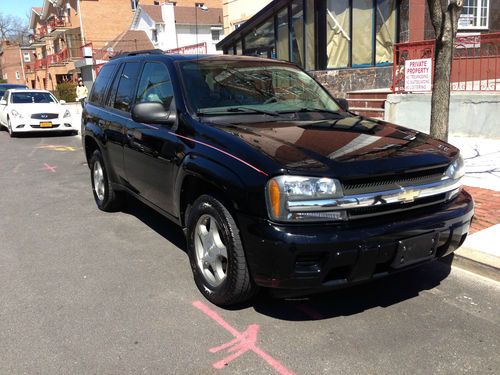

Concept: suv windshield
[[179, 59, 340, 116], [12, 92, 57, 104]]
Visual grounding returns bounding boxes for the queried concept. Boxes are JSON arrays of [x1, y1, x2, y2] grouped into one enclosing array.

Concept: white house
[[130, 3, 224, 54]]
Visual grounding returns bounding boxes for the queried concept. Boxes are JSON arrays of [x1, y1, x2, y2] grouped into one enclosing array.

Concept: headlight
[[10, 109, 23, 118], [444, 154, 465, 180], [63, 109, 71, 118], [266, 176, 347, 222]]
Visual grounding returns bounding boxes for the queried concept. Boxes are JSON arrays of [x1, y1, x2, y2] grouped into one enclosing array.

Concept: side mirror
[[336, 98, 349, 111], [0, 99, 6, 105], [131, 98, 174, 125], [59, 99, 66, 104]]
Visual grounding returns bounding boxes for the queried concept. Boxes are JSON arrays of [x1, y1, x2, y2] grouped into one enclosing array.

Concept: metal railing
[[48, 16, 70, 31], [165, 42, 207, 55], [392, 32, 500, 93], [29, 47, 81, 71]]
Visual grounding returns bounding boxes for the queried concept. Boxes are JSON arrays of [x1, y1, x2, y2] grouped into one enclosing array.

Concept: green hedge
[[55, 81, 77, 102]]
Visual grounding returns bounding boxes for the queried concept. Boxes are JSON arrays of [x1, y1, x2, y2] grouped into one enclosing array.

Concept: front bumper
[[237, 190, 474, 292], [10, 118, 75, 132]]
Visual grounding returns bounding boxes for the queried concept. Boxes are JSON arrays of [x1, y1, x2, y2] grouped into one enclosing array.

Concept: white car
[[0, 89, 76, 137]]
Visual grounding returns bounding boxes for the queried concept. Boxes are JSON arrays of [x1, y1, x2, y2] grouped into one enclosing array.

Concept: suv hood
[[214, 116, 458, 180]]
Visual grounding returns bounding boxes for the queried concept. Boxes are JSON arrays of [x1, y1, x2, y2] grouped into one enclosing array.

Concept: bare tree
[[426, 0, 464, 141], [0, 13, 29, 45]]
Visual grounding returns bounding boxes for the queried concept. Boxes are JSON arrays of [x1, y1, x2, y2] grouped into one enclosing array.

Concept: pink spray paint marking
[[41, 163, 57, 173], [192, 300, 295, 375]]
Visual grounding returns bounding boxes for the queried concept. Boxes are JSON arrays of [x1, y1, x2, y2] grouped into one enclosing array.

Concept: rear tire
[[89, 149, 124, 212], [187, 194, 256, 306]]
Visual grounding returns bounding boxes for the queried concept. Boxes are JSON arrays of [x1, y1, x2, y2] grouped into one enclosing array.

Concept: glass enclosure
[[223, 0, 397, 71]]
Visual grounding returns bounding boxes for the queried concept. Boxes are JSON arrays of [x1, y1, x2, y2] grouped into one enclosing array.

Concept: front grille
[[31, 113, 58, 119], [342, 166, 448, 195], [348, 193, 447, 219]]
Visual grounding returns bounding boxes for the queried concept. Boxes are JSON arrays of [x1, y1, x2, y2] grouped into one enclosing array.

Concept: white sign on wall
[[404, 58, 432, 92]]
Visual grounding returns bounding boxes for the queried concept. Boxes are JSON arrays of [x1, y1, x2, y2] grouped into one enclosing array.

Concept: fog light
[[64, 123, 72, 127], [16, 124, 25, 129]]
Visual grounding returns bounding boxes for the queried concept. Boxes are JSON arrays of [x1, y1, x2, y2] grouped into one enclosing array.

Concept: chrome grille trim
[[31, 113, 58, 119], [342, 173, 445, 195], [287, 178, 462, 212]]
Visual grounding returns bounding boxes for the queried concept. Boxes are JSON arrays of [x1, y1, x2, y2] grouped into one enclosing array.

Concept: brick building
[[0, 41, 35, 85], [24, 0, 160, 91]]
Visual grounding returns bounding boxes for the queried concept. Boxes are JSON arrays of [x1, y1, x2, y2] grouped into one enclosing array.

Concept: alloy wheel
[[194, 214, 228, 287], [93, 160, 105, 202]]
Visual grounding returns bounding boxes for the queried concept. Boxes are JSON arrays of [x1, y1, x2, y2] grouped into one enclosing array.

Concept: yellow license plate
[[40, 121, 52, 128]]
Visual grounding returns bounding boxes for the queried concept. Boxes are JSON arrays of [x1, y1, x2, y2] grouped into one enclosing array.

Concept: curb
[[450, 246, 500, 282]]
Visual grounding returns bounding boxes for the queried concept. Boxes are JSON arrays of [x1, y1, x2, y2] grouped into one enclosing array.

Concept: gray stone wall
[[310, 66, 393, 97]]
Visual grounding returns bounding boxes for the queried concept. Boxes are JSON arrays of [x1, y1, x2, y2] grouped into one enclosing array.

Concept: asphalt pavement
[[0, 130, 499, 375]]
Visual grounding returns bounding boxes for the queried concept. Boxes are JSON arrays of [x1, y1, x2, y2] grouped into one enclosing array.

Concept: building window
[[459, 0, 489, 29], [23, 52, 31, 62], [16, 72, 21, 80], [211, 29, 220, 42], [152, 29, 158, 43], [276, 8, 289, 60], [352, 0, 373, 66], [326, 0, 350, 68], [244, 19, 275, 58], [305, 0, 315, 70], [290, 0, 304, 67], [154, 1, 160, 4], [131, 0, 138, 10], [236, 41, 243, 55], [375, 0, 396, 65]]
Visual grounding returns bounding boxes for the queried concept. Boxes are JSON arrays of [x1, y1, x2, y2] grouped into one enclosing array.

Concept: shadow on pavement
[[251, 259, 453, 321], [11, 131, 78, 138], [119, 194, 453, 321], [122, 194, 187, 252]]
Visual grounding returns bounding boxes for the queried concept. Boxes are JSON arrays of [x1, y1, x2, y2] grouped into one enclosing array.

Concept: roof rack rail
[[110, 49, 164, 59]]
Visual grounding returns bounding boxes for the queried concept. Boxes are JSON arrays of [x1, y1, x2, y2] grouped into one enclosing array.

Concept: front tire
[[187, 194, 256, 306], [7, 118, 16, 138], [89, 149, 124, 212]]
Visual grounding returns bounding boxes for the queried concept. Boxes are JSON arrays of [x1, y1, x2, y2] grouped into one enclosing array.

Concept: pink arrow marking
[[192, 300, 295, 375], [41, 163, 57, 173]]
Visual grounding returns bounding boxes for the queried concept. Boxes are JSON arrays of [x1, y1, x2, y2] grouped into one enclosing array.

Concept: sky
[[0, 0, 42, 21]]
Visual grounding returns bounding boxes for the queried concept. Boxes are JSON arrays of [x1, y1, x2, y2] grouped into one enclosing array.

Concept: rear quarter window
[[89, 64, 117, 105]]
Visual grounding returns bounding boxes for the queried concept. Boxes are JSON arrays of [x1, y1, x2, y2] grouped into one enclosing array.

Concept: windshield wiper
[[277, 107, 342, 116], [198, 106, 281, 117]]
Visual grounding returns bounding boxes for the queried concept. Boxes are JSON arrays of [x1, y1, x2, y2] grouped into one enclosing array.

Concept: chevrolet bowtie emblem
[[399, 189, 420, 202]]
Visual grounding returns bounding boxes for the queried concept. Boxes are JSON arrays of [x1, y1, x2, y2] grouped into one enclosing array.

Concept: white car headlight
[[10, 109, 23, 118], [266, 176, 346, 222], [63, 109, 71, 118], [444, 154, 465, 180]]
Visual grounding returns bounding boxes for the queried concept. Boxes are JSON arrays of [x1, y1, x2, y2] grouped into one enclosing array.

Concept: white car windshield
[[12, 92, 57, 104]]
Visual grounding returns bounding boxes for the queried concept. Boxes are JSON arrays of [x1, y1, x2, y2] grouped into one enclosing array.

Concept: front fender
[[174, 154, 250, 221]]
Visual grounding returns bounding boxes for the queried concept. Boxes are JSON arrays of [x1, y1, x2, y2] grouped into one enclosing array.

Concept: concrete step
[[348, 98, 386, 109], [347, 90, 392, 100]]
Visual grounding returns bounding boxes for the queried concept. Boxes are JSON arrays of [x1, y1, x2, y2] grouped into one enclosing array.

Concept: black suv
[[82, 51, 473, 306]]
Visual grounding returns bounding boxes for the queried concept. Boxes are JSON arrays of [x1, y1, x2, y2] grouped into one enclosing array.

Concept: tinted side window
[[113, 62, 141, 112], [135, 62, 173, 107], [89, 64, 116, 104]]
